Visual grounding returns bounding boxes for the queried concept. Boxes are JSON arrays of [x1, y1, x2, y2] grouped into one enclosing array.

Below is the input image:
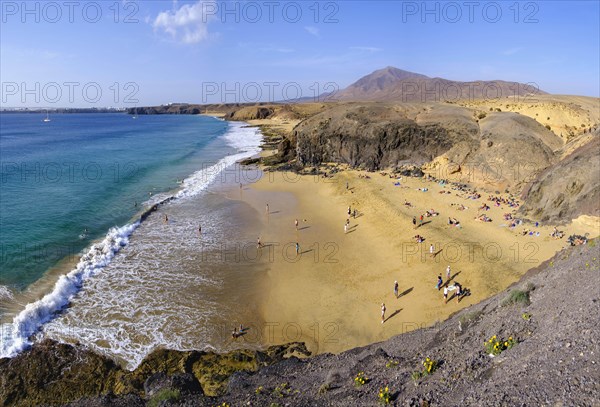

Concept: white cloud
[[153, 1, 214, 44], [304, 26, 320, 37]]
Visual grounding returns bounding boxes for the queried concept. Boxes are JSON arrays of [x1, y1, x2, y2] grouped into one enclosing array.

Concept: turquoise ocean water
[[0, 113, 262, 359]]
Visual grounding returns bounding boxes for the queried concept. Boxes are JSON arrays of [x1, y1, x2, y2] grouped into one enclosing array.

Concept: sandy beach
[[221, 165, 599, 355]]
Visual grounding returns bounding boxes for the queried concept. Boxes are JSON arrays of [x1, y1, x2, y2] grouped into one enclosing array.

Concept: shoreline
[[0, 118, 263, 361], [2, 115, 598, 369]]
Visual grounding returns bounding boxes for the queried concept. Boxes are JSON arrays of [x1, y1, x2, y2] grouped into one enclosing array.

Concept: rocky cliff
[[520, 131, 600, 223], [292, 103, 565, 193]]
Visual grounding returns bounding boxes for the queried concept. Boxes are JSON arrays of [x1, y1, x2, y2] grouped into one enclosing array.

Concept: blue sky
[[1, 0, 598, 107]]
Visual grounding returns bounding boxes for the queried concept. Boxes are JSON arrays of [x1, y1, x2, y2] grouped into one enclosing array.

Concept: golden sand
[[223, 167, 599, 355]]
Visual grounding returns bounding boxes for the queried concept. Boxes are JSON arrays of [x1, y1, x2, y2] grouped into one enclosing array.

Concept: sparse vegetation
[[545, 125, 551, 130], [478, 112, 487, 119], [148, 389, 181, 407], [378, 386, 392, 404], [272, 382, 294, 398], [484, 335, 516, 356], [354, 371, 368, 387], [460, 310, 483, 325], [502, 289, 530, 306], [411, 357, 438, 382], [385, 360, 399, 368], [318, 382, 330, 395]]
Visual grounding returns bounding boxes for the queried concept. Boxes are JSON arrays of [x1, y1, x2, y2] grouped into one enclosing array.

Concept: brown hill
[[332, 66, 547, 102], [520, 131, 600, 223], [293, 102, 561, 193]]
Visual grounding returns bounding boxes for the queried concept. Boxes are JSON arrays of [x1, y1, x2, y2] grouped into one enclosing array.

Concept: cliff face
[[293, 104, 471, 171], [520, 132, 600, 223], [1, 242, 598, 407], [292, 103, 563, 193]]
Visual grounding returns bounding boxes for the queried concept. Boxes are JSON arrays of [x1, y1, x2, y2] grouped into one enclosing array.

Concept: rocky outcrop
[[520, 132, 600, 222], [294, 104, 469, 171], [225, 106, 274, 121], [0, 341, 309, 406], [292, 104, 564, 193]]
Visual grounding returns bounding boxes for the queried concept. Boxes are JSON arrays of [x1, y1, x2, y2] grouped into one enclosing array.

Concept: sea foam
[[0, 120, 262, 359], [0, 222, 138, 357]]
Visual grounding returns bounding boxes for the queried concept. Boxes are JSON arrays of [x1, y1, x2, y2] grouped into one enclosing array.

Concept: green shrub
[[148, 389, 181, 407], [502, 289, 530, 306]]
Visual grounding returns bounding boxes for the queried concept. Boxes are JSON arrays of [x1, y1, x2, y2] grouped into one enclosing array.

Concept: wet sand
[[37, 172, 273, 369]]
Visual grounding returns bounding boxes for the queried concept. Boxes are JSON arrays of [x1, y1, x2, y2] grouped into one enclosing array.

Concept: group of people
[[550, 227, 564, 239], [488, 194, 520, 208], [425, 209, 439, 217], [476, 214, 492, 222]]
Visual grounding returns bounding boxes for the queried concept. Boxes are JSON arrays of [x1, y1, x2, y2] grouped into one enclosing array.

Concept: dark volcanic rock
[[143, 372, 202, 397], [0, 339, 129, 407], [0, 340, 309, 406], [294, 104, 462, 171]]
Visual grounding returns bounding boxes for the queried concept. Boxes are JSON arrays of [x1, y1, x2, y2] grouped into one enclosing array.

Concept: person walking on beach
[[353, 209, 357, 219], [164, 214, 169, 224], [381, 303, 386, 323], [198, 224, 202, 234], [257, 237, 263, 249], [412, 216, 417, 228], [346, 181, 349, 190], [295, 218, 299, 230], [443, 286, 448, 303], [295, 242, 300, 255], [430, 244, 435, 258], [446, 265, 451, 280], [394, 281, 399, 298], [420, 214, 424, 226], [344, 223, 348, 234], [347, 206, 352, 218], [436, 275, 443, 290], [266, 204, 269, 214]]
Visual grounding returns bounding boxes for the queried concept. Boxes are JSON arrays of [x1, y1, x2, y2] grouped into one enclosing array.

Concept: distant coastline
[[0, 108, 128, 114]]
